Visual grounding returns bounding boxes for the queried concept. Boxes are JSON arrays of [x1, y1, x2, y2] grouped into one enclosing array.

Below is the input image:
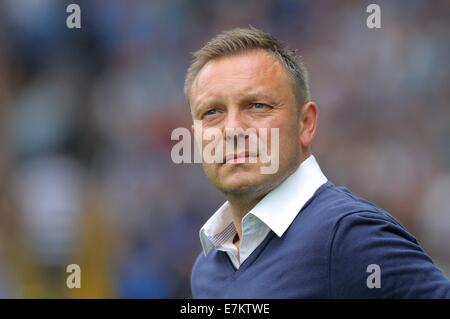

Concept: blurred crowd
[[0, 0, 449, 298]]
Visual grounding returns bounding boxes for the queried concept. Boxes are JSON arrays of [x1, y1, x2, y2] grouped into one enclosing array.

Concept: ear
[[299, 101, 318, 149]]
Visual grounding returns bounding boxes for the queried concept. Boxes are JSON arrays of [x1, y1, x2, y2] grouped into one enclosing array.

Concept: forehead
[[190, 50, 292, 105]]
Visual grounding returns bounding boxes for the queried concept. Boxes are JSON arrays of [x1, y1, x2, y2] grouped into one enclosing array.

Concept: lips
[[224, 151, 258, 164]]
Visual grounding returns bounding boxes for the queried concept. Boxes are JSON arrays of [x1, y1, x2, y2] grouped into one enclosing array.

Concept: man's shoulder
[[304, 181, 401, 227], [313, 181, 381, 212], [319, 183, 450, 297], [284, 181, 412, 254]]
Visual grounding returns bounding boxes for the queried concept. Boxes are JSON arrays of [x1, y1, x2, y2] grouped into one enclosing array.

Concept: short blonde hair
[[184, 26, 310, 106]]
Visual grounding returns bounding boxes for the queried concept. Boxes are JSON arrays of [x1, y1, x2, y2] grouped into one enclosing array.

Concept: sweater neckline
[[220, 230, 277, 275]]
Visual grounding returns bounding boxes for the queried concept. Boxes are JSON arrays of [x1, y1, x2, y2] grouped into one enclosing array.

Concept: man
[[185, 27, 450, 298]]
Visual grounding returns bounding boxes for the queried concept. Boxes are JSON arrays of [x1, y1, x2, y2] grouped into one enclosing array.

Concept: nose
[[223, 108, 254, 153], [223, 108, 249, 141]]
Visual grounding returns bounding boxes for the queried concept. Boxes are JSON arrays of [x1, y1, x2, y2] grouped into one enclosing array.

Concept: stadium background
[[0, 0, 449, 298]]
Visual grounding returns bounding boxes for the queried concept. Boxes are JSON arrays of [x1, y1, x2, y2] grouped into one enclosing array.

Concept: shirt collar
[[199, 201, 235, 256], [199, 155, 327, 255]]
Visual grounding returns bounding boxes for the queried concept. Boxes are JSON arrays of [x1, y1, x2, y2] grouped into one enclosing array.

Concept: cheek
[[284, 129, 301, 156], [265, 116, 298, 148]]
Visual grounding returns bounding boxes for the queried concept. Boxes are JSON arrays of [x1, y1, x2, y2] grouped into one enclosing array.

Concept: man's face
[[190, 49, 305, 197]]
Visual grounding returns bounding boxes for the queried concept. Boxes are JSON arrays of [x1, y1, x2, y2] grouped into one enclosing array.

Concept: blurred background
[[0, 0, 449, 298]]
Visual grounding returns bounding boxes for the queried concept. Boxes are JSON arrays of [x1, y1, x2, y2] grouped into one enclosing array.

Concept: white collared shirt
[[199, 155, 328, 269]]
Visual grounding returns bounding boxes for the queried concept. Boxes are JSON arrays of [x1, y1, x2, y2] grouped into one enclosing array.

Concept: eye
[[250, 103, 268, 110], [203, 108, 218, 118]]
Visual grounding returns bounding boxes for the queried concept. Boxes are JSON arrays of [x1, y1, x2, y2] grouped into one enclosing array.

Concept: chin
[[217, 173, 266, 195]]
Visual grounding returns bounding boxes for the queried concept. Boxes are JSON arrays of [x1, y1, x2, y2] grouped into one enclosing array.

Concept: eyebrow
[[237, 92, 279, 103]]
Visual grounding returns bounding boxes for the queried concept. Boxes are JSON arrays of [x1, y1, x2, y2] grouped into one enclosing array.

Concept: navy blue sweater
[[191, 182, 450, 298]]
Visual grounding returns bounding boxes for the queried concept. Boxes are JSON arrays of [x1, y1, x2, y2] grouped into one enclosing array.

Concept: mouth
[[224, 151, 258, 164]]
